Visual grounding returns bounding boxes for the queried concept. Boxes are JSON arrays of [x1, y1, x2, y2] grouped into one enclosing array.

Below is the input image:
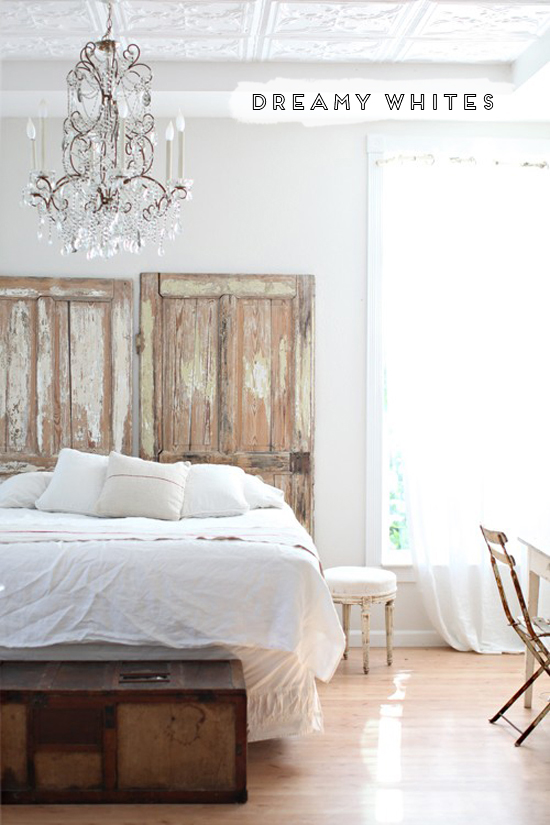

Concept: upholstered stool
[[325, 567, 397, 674]]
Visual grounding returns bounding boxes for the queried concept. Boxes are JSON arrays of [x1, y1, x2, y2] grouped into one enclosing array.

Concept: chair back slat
[[480, 525, 536, 640]]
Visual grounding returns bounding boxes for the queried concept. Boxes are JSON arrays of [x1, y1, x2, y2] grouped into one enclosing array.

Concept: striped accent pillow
[[95, 452, 190, 521]]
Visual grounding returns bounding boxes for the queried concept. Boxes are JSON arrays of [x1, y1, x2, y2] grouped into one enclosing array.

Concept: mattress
[[0, 504, 345, 741]]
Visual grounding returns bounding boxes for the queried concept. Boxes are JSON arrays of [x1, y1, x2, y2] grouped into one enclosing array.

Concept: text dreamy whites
[[252, 92, 494, 113]]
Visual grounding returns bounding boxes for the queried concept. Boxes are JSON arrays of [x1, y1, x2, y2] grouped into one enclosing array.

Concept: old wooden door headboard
[[139, 273, 315, 532], [0, 277, 132, 476]]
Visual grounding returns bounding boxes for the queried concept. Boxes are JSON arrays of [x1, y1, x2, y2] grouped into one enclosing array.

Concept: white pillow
[[95, 452, 190, 521], [0, 472, 53, 509], [243, 474, 285, 510], [182, 464, 249, 518], [36, 449, 108, 516]]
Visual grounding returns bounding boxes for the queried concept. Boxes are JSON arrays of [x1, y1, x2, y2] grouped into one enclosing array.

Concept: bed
[[0, 503, 344, 740], [0, 273, 344, 741]]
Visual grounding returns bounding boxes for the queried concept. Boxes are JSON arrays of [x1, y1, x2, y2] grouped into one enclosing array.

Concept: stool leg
[[361, 608, 371, 674], [342, 604, 351, 660], [385, 599, 395, 666]]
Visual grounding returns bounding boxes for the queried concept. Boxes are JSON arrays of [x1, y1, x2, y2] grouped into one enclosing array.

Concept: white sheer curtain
[[382, 157, 550, 652]]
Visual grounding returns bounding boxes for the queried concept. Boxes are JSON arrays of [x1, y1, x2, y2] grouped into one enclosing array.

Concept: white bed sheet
[[0, 504, 344, 741]]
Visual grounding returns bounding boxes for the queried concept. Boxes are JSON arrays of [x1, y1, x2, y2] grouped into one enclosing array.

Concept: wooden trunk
[[0, 660, 247, 804], [139, 273, 315, 532]]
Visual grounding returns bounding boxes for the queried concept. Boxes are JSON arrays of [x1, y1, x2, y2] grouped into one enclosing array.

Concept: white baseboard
[[348, 629, 446, 648]]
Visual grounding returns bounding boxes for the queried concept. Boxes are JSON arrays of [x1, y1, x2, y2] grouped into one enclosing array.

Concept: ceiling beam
[[512, 25, 550, 89]]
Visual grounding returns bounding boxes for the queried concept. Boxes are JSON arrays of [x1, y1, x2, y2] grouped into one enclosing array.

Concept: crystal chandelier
[[22, 1, 192, 259]]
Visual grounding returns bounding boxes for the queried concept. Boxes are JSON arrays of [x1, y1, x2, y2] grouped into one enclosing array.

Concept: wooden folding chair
[[480, 526, 550, 746]]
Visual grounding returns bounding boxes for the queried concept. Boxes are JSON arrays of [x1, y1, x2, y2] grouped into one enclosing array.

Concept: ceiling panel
[[2, 0, 550, 63]]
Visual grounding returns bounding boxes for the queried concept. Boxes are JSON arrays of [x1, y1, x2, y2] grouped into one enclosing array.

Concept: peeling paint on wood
[[272, 300, 293, 451], [70, 302, 111, 450], [0, 278, 113, 300], [159, 274, 297, 300], [7, 301, 34, 453], [0, 277, 132, 477], [0, 300, 10, 453], [240, 299, 271, 451], [139, 274, 162, 460], [37, 297, 54, 455], [111, 281, 132, 454], [139, 274, 314, 532]]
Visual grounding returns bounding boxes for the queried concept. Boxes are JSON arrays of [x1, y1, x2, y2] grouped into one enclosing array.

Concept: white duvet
[[0, 504, 345, 740]]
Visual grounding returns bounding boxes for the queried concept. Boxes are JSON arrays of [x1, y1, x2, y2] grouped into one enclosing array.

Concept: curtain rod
[[376, 154, 549, 169]]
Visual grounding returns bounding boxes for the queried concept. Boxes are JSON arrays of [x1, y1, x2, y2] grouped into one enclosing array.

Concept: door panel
[[140, 273, 314, 532], [0, 277, 132, 476]]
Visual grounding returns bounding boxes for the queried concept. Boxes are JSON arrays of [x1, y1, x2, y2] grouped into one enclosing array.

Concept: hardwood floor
[[3, 648, 549, 825]]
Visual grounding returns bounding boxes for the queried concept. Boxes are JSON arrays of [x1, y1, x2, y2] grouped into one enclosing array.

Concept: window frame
[[366, 135, 415, 580]]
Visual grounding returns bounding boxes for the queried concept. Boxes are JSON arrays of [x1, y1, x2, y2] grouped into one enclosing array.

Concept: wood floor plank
[[2, 648, 549, 825]]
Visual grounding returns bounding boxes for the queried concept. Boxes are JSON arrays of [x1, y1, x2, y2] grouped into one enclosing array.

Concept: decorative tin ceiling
[[2, 0, 550, 62]]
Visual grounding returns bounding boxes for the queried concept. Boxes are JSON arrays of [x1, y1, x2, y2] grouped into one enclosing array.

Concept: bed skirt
[[0, 643, 323, 742]]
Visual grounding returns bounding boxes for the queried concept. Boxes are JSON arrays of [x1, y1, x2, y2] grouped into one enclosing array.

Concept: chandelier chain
[[103, 2, 114, 41]]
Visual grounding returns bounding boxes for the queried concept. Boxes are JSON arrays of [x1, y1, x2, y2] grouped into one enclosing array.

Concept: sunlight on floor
[[376, 789, 404, 823], [367, 670, 412, 824]]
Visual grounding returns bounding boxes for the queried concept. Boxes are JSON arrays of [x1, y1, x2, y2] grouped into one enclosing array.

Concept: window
[[366, 135, 550, 573]]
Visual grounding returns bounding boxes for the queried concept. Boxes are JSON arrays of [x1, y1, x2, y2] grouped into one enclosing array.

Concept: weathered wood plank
[[159, 274, 297, 300], [162, 298, 179, 454], [240, 299, 271, 452], [0, 277, 114, 301], [7, 300, 36, 454], [293, 276, 315, 534], [0, 457, 57, 477], [53, 301, 71, 454], [69, 302, 111, 452], [0, 300, 9, 453], [271, 299, 294, 451], [293, 275, 314, 453], [291, 469, 312, 535], [111, 280, 133, 454], [274, 473, 292, 503], [173, 300, 197, 451], [219, 295, 238, 454], [140, 273, 163, 460], [159, 451, 293, 473], [190, 299, 218, 450], [36, 298, 55, 456]]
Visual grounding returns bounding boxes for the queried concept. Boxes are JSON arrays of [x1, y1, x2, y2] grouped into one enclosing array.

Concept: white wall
[[2, 116, 549, 645]]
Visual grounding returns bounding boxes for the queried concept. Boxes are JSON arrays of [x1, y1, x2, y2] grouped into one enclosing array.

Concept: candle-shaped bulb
[[165, 121, 174, 182], [176, 112, 185, 180], [38, 100, 47, 170], [119, 99, 128, 120], [27, 118, 37, 170]]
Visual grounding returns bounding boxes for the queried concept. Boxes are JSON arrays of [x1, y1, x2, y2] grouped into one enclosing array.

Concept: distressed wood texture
[[0, 277, 132, 476], [140, 273, 315, 532], [1, 660, 247, 805]]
